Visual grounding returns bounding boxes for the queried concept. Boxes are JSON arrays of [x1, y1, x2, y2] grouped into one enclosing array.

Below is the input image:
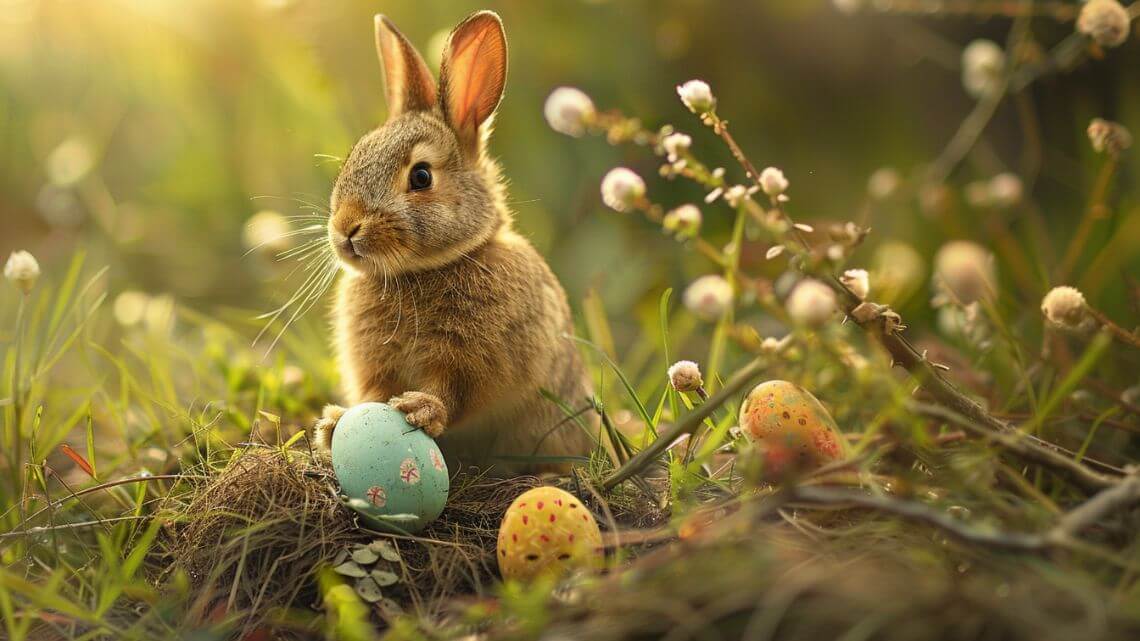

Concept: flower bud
[[662, 204, 702, 239], [723, 185, 751, 208], [758, 167, 788, 197], [667, 360, 704, 392], [683, 274, 733, 321], [661, 132, 692, 162], [1087, 118, 1132, 155], [867, 167, 901, 201], [4, 250, 40, 294], [786, 279, 838, 327], [988, 172, 1023, 209], [1077, 0, 1130, 48], [1041, 286, 1088, 329], [544, 87, 596, 137], [961, 39, 1005, 98], [840, 268, 870, 300], [600, 167, 646, 212], [677, 79, 715, 115], [933, 241, 997, 304]]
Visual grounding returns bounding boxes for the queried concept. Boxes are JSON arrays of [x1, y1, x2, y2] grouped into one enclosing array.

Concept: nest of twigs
[[160, 448, 360, 628], [157, 446, 665, 633]]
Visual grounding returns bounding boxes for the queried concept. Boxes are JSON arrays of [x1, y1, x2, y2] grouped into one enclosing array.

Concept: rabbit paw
[[389, 392, 448, 437], [313, 404, 347, 451]]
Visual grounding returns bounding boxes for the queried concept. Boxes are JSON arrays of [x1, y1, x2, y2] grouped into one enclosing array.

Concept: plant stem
[[603, 356, 766, 489], [1058, 156, 1117, 282], [1087, 306, 1140, 350], [908, 401, 1120, 493], [9, 295, 27, 529]]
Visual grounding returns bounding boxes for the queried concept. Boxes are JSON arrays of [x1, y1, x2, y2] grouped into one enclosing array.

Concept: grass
[[3, 3, 1140, 641]]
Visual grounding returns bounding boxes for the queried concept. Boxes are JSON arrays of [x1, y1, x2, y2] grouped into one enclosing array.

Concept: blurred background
[[1, 0, 1137, 357]]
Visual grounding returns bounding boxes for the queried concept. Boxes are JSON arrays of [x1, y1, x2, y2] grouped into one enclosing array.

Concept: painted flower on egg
[[330, 402, 449, 533], [497, 486, 604, 582]]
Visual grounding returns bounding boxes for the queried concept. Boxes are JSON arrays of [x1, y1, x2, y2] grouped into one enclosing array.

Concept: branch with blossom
[[545, 24, 1136, 497]]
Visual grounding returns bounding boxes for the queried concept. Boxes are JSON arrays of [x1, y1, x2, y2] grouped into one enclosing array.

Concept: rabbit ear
[[439, 11, 507, 155], [374, 15, 437, 119]]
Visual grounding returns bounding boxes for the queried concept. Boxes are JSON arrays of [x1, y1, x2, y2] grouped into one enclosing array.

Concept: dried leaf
[[351, 547, 379, 565], [378, 598, 403, 618], [332, 561, 367, 578], [59, 444, 95, 478], [354, 577, 384, 603], [369, 539, 402, 562], [370, 569, 399, 587], [332, 549, 349, 566]]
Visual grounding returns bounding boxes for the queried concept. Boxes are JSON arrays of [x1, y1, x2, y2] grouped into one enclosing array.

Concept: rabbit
[[311, 11, 597, 475]]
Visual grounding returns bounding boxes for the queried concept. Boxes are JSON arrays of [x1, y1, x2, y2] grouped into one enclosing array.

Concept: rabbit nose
[[340, 223, 362, 256]]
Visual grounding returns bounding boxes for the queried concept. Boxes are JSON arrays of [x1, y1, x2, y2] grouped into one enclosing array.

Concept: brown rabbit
[[312, 11, 597, 474]]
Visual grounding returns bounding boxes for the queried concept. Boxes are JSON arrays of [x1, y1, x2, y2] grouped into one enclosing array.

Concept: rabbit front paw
[[389, 392, 448, 438], [312, 404, 347, 451]]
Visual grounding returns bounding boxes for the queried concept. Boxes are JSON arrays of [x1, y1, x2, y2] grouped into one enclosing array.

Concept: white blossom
[[113, 290, 150, 327], [933, 241, 997, 304], [677, 79, 715, 115], [758, 167, 788, 197], [1087, 118, 1132, 155], [4, 250, 40, 294], [683, 274, 733, 321], [841, 268, 870, 300], [544, 87, 596, 137], [867, 167, 901, 200], [988, 173, 1023, 209], [662, 204, 702, 239], [786, 279, 838, 327], [723, 185, 750, 208], [661, 132, 692, 162], [1041, 286, 1088, 329], [961, 40, 1005, 98], [1077, 0, 1130, 48], [760, 334, 792, 354], [667, 360, 704, 392], [46, 136, 95, 187], [600, 167, 646, 212]]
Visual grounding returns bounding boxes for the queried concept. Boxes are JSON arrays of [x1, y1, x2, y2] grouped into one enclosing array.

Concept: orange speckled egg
[[496, 486, 603, 582], [739, 380, 847, 478]]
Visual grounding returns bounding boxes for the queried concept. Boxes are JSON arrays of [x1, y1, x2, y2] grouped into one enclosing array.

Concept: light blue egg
[[330, 402, 449, 533]]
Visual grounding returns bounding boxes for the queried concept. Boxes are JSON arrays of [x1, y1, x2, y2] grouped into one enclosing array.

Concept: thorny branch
[[600, 13, 1136, 502], [786, 472, 1140, 554]]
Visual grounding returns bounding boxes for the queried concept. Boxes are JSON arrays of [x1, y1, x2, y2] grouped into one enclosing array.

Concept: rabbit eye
[[409, 162, 433, 191]]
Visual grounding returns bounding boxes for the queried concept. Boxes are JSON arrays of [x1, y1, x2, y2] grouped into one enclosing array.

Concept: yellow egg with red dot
[[739, 380, 847, 479], [496, 486, 603, 582]]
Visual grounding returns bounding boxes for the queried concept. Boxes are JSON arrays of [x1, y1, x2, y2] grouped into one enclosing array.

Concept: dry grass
[[156, 446, 668, 634]]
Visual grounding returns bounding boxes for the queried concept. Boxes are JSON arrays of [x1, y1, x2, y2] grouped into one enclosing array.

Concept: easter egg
[[497, 486, 603, 582], [330, 402, 449, 533], [739, 380, 847, 479]]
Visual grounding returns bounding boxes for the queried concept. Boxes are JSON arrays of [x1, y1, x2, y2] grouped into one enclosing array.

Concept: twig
[[787, 486, 1048, 551], [0, 515, 152, 541], [1052, 474, 1140, 540], [4, 473, 198, 536], [1087, 307, 1140, 351], [788, 472, 1140, 553], [908, 401, 1121, 492]]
